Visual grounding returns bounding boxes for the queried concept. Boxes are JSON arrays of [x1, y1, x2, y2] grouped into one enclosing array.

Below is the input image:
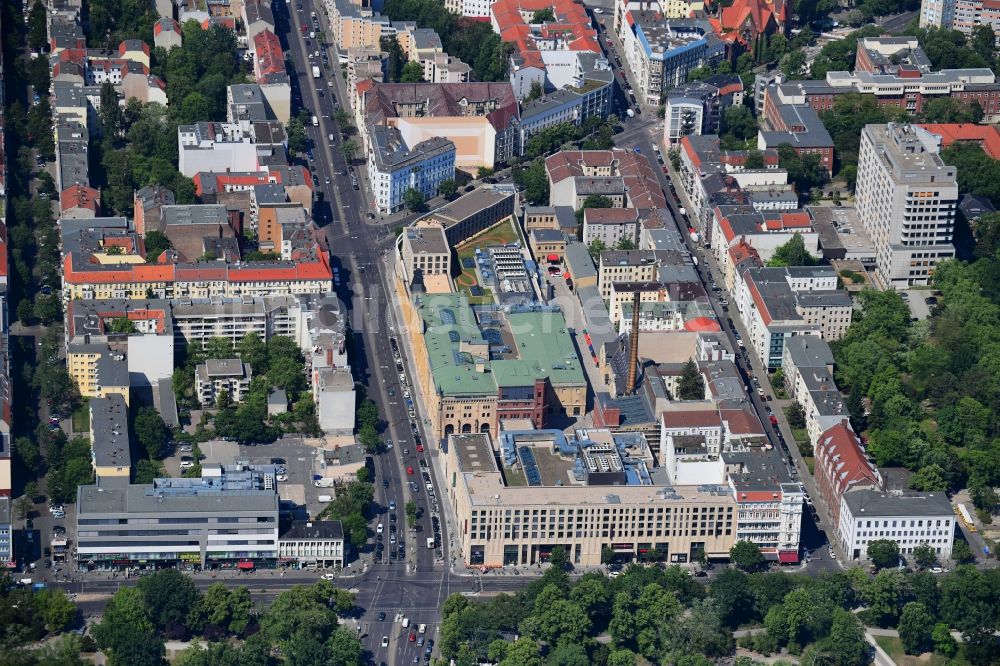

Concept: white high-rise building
[[919, 0, 954, 28], [855, 124, 957, 289]]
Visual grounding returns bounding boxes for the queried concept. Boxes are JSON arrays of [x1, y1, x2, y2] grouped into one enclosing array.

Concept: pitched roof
[[815, 421, 881, 500], [915, 123, 1000, 160], [365, 82, 519, 133], [60, 184, 101, 213]]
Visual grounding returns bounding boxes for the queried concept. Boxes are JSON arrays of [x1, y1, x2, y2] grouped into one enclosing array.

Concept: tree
[[526, 80, 544, 101], [340, 139, 358, 163], [719, 106, 758, 148], [531, 7, 555, 21], [403, 188, 427, 213], [381, 35, 407, 82], [548, 545, 569, 570], [587, 239, 607, 261], [138, 569, 202, 632], [912, 543, 937, 569], [93, 587, 154, 655], [438, 179, 458, 199], [780, 50, 807, 78], [676, 359, 703, 400], [898, 602, 934, 655], [400, 61, 425, 82], [144, 231, 172, 262], [932, 622, 958, 657], [406, 500, 418, 527], [951, 538, 974, 564], [27, 0, 48, 51], [36, 588, 78, 633], [134, 459, 166, 484], [786, 402, 806, 429], [823, 608, 868, 666], [134, 407, 169, 460], [615, 237, 637, 251], [867, 539, 900, 570], [767, 233, 816, 267], [730, 540, 765, 572]]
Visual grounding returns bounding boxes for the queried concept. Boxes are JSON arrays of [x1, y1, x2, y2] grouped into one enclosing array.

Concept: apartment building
[[838, 490, 955, 561], [735, 266, 852, 369], [278, 521, 345, 568], [491, 0, 603, 99], [0, 499, 10, 566], [855, 123, 957, 289], [814, 421, 881, 527], [663, 76, 743, 146], [195, 359, 252, 405], [400, 223, 451, 283], [781, 336, 852, 443], [76, 465, 280, 569], [583, 208, 640, 247], [368, 126, 456, 214], [597, 249, 685, 299], [614, 8, 722, 106], [177, 120, 287, 177], [359, 82, 520, 170], [518, 57, 614, 151], [443, 430, 739, 567], [546, 149, 667, 210], [90, 394, 131, 480]]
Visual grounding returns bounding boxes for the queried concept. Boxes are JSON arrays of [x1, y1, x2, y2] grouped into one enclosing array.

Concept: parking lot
[[901, 289, 937, 321]]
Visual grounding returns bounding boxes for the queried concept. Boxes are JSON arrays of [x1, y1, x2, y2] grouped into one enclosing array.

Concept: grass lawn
[[874, 636, 969, 666], [504, 467, 527, 487], [803, 456, 815, 475], [71, 400, 90, 433]]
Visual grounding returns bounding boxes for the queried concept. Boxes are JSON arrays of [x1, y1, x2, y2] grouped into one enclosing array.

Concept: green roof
[[492, 312, 585, 388], [417, 295, 586, 397]]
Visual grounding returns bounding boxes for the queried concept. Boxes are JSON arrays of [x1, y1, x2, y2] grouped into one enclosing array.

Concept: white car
[[377, 523, 384, 534], [593, 6, 603, 12], [179, 461, 195, 469], [418, 623, 427, 634], [381, 636, 389, 647], [276, 474, 288, 482], [322, 573, 336, 580]]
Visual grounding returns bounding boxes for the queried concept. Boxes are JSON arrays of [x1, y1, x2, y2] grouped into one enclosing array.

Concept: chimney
[[626, 290, 641, 394]]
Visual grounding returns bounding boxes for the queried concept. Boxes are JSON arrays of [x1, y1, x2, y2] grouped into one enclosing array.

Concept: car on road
[[381, 636, 389, 647], [389, 500, 396, 510], [409, 632, 416, 642], [378, 611, 386, 621], [416, 444, 424, 453], [407, 467, 414, 475], [403, 449, 409, 455], [417, 637, 425, 647], [321, 573, 336, 580], [418, 623, 426, 634], [388, 388, 395, 397], [377, 523, 384, 534]]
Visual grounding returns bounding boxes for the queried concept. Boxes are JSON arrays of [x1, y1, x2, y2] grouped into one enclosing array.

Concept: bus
[[957, 503, 977, 532]]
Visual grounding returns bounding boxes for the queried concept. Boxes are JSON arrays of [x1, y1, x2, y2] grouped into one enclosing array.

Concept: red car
[[409, 632, 416, 642], [407, 467, 414, 475], [416, 444, 424, 453]]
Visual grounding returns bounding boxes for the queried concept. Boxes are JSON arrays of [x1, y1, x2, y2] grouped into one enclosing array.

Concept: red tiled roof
[[60, 184, 101, 213], [720, 407, 765, 435], [254, 29, 285, 79], [816, 421, 880, 499], [491, 0, 600, 70], [745, 274, 772, 325], [916, 123, 1000, 160], [154, 17, 181, 36]]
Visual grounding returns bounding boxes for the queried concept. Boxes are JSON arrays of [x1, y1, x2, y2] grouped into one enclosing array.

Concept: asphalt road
[[279, 2, 456, 662]]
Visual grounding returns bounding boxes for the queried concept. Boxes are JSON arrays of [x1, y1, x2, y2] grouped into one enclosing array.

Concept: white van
[[318, 494, 333, 503]]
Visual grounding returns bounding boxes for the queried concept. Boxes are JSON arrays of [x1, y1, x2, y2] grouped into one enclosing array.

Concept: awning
[[547, 254, 560, 262], [778, 550, 799, 564], [237, 561, 255, 570]]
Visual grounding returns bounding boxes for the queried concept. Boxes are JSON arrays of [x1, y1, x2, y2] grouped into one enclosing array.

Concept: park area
[[874, 635, 971, 666], [454, 220, 520, 305]]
